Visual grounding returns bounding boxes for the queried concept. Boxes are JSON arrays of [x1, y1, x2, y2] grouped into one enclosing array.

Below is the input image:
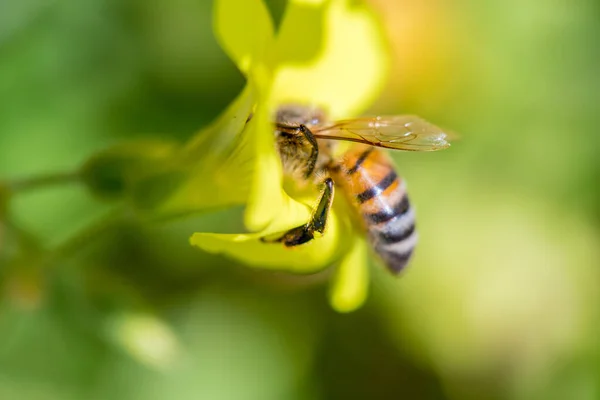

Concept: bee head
[[275, 104, 327, 126]]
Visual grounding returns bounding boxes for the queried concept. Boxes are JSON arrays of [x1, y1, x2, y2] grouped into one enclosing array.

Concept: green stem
[[7, 170, 81, 193], [44, 208, 126, 268]]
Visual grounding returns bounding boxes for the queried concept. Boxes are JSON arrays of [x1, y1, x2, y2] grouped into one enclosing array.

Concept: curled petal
[[156, 84, 256, 215], [329, 235, 369, 312], [213, 0, 274, 74], [190, 212, 344, 273], [268, 0, 326, 66], [270, 0, 390, 119], [242, 64, 323, 233], [242, 99, 287, 231]]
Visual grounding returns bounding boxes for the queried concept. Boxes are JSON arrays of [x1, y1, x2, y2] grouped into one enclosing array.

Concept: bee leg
[[260, 178, 334, 247], [298, 124, 319, 178]]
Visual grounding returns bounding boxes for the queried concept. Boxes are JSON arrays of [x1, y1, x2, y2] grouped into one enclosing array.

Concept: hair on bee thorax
[[274, 104, 331, 184], [275, 131, 313, 180]]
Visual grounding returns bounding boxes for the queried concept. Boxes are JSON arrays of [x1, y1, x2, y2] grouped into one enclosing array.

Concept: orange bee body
[[336, 145, 416, 273], [269, 105, 449, 274]]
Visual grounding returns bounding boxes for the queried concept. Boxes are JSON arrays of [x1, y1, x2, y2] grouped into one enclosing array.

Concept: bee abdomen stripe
[[347, 148, 375, 175], [377, 223, 415, 244], [365, 195, 410, 224], [356, 170, 398, 203], [382, 249, 414, 274]]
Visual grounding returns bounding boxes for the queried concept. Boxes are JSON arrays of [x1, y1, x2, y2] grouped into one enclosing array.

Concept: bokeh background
[[1, 0, 599, 399]]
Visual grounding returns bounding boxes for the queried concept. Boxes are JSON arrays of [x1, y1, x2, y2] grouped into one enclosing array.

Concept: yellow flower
[[185, 0, 390, 312]]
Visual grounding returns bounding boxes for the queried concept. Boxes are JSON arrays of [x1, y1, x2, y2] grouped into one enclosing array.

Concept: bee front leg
[[261, 178, 334, 247], [298, 124, 319, 178]]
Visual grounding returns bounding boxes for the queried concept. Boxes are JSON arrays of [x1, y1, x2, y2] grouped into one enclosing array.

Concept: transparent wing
[[311, 115, 451, 151]]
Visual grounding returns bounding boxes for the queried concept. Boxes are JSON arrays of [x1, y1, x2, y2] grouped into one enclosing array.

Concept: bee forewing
[[312, 115, 451, 151]]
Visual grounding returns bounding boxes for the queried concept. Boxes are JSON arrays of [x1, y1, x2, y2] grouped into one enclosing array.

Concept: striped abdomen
[[338, 145, 417, 274]]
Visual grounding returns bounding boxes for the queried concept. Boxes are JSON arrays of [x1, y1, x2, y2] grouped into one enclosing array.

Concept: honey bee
[[262, 105, 451, 274]]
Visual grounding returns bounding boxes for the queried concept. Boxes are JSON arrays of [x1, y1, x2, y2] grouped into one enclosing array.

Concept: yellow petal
[[267, 0, 325, 66], [106, 313, 180, 370], [190, 211, 344, 273], [213, 0, 274, 74], [156, 84, 256, 215], [242, 96, 285, 231], [181, 83, 256, 161], [329, 235, 369, 312], [242, 61, 327, 232], [292, 0, 326, 5], [270, 0, 390, 119]]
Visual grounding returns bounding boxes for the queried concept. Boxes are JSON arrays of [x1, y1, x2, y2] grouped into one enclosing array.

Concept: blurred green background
[[1, 0, 599, 399]]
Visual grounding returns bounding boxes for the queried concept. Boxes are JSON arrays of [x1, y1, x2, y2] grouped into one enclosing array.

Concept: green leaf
[[213, 0, 275, 74], [0, 182, 9, 218], [100, 292, 318, 400]]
